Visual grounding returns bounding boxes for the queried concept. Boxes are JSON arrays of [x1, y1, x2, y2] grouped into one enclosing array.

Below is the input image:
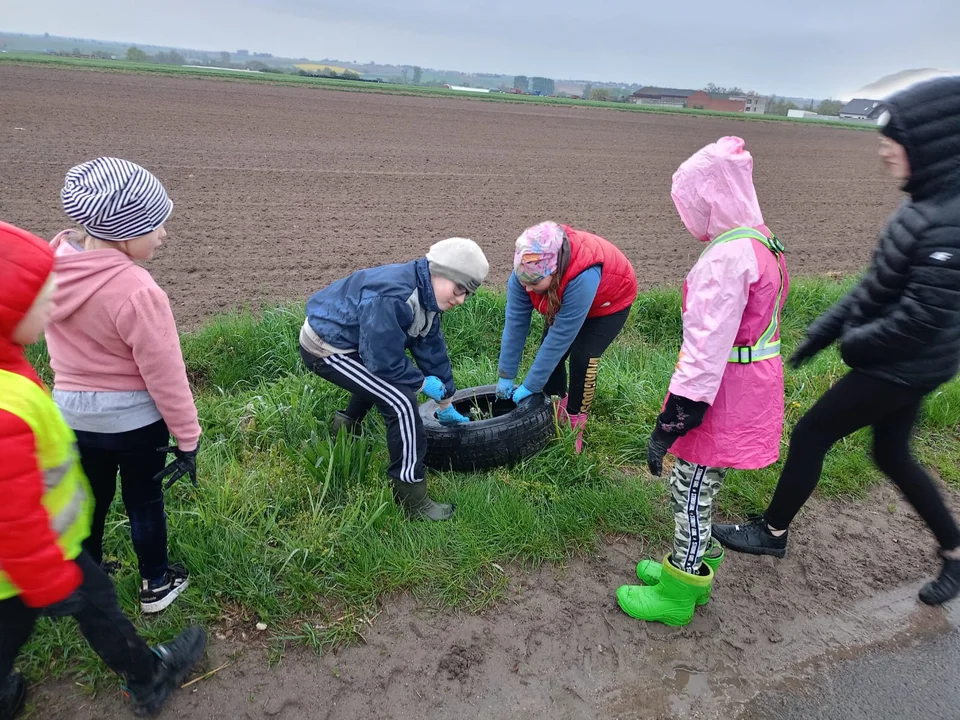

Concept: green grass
[[17, 277, 959, 689], [0, 52, 877, 130]]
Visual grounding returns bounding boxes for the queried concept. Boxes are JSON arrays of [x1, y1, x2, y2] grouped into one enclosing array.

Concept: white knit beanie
[[61, 157, 173, 241], [426, 237, 489, 293]]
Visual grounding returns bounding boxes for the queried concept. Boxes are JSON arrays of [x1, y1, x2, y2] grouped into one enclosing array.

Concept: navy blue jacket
[[305, 258, 456, 395]]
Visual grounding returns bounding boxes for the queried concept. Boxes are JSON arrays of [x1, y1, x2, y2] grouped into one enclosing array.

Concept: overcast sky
[[4, 0, 958, 98]]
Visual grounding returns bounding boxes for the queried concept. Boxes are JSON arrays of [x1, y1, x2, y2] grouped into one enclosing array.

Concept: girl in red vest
[[495, 221, 637, 452]]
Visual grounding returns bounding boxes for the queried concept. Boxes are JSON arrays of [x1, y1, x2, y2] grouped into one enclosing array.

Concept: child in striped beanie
[[45, 157, 200, 614]]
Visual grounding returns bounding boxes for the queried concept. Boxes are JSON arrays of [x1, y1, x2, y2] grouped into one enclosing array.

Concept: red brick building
[[686, 91, 747, 113]]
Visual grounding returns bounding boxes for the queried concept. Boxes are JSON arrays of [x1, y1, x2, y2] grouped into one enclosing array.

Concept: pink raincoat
[[667, 137, 789, 470]]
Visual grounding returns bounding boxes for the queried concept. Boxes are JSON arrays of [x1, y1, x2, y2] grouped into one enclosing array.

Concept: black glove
[[789, 335, 829, 369], [646, 394, 710, 477], [154, 446, 198, 490]]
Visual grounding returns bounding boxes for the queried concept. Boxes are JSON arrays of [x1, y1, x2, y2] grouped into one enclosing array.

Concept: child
[[495, 221, 637, 453], [300, 237, 489, 521], [0, 221, 205, 720], [713, 77, 960, 605], [616, 137, 789, 626], [45, 157, 201, 613]]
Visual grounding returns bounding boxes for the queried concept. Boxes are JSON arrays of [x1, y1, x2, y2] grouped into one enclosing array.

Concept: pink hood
[[49, 230, 134, 321], [671, 136, 765, 242]]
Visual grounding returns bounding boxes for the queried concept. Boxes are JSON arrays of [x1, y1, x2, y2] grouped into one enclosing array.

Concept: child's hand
[[495, 377, 515, 400], [436, 405, 471, 425], [421, 376, 447, 401], [511, 385, 534, 403]]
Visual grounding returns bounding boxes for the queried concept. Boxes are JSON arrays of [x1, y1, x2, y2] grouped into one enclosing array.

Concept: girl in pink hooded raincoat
[[617, 136, 789, 626]]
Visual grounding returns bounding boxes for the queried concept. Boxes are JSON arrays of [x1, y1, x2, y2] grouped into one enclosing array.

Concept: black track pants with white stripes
[[301, 347, 426, 484]]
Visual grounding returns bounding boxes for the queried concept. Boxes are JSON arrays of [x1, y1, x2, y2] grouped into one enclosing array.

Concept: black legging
[[765, 371, 960, 550], [542, 307, 630, 415]]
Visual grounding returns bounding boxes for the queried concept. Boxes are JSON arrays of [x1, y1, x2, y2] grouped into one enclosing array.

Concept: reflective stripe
[[700, 228, 786, 365], [44, 457, 73, 489], [51, 487, 85, 535]]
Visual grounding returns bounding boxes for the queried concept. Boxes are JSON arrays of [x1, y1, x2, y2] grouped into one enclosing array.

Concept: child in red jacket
[[0, 221, 205, 719]]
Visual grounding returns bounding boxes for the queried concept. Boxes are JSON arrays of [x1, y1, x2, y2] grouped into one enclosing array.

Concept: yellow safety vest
[[0, 368, 91, 600], [699, 227, 786, 364]]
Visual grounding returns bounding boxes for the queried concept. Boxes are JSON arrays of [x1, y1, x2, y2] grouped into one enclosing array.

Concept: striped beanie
[[61, 157, 173, 241]]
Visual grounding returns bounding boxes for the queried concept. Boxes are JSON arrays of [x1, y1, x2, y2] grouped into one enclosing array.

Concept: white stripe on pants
[[323, 354, 421, 484]]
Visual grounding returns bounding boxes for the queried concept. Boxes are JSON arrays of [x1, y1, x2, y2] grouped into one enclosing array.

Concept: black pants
[[301, 347, 426, 484], [74, 420, 170, 582], [0, 552, 157, 685], [542, 307, 630, 415], [765, 371, 960, 550]]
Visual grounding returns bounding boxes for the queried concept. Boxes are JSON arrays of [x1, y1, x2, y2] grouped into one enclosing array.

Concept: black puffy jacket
[[805, 76, 960, 392]]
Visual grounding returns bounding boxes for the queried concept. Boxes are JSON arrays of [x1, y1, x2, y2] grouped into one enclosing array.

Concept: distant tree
[[766, 96, 799, 116], [412, 66, 422, 85], [401, 67, 409, 83], [342, 69, 361, 79], [816, 99, 843, 116], [126, 47, 149, 62], [581, 83, 592, 100], [219, 51, 231, 66], [590, 88, 612, 101], [246, 60, 269, 71], [513, 75, 529, 92], [155, 50, 185, 65], [530, 77, 555, 95], [702, 83, 745, 95]]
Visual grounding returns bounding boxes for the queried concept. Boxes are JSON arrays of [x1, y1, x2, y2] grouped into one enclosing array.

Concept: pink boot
[[567, 412, 588, 454], [555, 395, 569, 422]]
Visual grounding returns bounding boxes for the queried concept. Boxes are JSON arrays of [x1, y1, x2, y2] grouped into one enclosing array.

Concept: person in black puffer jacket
[[712, 76, 960, 605]]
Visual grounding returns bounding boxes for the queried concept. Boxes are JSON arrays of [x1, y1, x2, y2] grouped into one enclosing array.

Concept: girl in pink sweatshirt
[[45, 157, 201, 613]]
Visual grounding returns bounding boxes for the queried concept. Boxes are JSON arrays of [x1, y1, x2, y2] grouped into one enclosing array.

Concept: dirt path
[[33, 483, 960, 719], [1, 64, 898, 328]]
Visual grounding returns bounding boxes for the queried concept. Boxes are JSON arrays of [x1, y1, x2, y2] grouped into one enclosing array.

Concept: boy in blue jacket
[[299, 238, 489, 520]]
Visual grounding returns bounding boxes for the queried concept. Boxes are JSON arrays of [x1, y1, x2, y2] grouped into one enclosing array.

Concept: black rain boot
[[919, 556, 960, 606], [0, 672, 26, 720], [331, 410, 362, 437], [392, 478, 455, 521], [123, 626, 206, 717]]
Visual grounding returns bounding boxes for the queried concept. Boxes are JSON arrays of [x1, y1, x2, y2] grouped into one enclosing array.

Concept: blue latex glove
[[421, 375, 446, 401], [436, 405, 471, 425], [512, 384, 534, 403], [495, 377, 515, 400]]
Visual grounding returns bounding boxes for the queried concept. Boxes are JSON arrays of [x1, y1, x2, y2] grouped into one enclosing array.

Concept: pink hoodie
[[666, 137, 789, 470], [45, 230, 201, 450]]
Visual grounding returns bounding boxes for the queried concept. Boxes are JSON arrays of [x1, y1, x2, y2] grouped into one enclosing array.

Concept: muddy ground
[[31, 484, 960, 720], [1, 64, 899, 328]]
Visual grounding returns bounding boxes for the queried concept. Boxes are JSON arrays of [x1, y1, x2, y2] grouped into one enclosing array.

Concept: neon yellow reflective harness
[[698, 227, 786, 364]]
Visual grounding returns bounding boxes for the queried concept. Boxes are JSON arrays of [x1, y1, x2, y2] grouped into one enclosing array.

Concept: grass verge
[[18, 276, 959, 690]]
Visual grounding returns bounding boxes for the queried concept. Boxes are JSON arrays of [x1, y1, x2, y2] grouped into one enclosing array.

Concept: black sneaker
[[712, 514, 789, 558], [140, 564, 189, 614], [919, 557, 960, 606], [124, 626, 207, 717], [0, 672, 26, 720]]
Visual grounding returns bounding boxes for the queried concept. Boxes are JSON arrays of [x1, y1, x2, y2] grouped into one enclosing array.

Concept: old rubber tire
[[420, 384, 554, 472]]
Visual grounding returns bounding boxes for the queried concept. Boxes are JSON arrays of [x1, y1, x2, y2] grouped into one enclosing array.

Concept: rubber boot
[[567, 412, 588, 454], [123, 626, 206, 717], [636, 541, 724, 606], [0, 672, 26, 720], [616, 554, 713, 626], [331, 410, 362, 437], [392, 478, 455, 521]]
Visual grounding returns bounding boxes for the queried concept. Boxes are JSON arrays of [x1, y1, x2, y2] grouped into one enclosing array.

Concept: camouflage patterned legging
[[671, 458, 728, 574]]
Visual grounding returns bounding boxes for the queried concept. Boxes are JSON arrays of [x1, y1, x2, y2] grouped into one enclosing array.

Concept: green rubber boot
[[392, 478, 455, 521], [617, 554, 714, 627], [635, 542, 724, 606]]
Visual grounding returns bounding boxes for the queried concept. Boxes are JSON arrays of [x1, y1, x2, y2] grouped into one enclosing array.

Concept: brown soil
[[32, 485, 960, 720], [1, 64, 899, 329]]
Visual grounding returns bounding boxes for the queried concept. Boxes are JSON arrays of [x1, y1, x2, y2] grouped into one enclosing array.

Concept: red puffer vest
[[527, 226, 637, 318]]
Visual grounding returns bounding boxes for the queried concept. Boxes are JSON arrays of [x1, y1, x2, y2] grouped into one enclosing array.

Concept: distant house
[[629, 87, 695, 107], [687, 91, 747, 113], [839, 99, 885, 120]]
